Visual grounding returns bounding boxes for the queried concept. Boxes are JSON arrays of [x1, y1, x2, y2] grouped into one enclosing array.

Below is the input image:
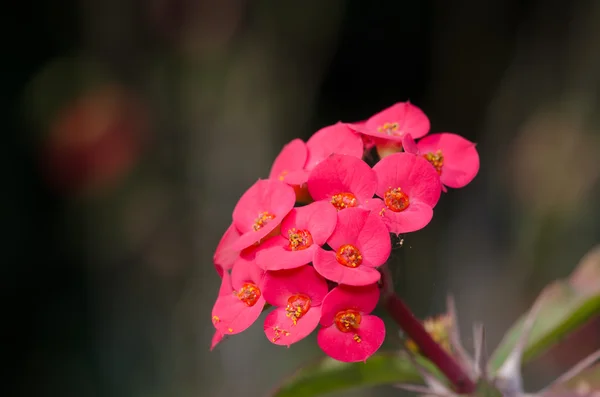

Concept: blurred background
[[4, 0, 600, 396]]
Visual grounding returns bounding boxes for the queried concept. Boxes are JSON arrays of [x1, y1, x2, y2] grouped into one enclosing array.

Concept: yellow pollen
[[228, 328, 233, 333], [384, 187, 410, 212], [423, 150, 444, 174], [334, 309, 362, 332], [377, 122, 400, 136], [253, 211, 276, 231], [287, 228, 314, 251], [212, 315, 220, 324], [285, 294, 311, 325], [272, 326, 291, 342], [235, 282, 262, 307], [278, 170, 289, 181], [335, 244, 363, 268], [353, 334, 362, 343], [330, 192, 358, 211], [379, 207, 386, 216]]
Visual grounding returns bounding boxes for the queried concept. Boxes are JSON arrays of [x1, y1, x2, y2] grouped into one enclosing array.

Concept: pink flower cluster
[[210, 102, 479, 362]]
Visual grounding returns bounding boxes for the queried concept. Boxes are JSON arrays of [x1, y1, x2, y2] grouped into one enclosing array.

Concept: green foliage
[[490, 246, 600, 372], [271, 352, 438, 397]]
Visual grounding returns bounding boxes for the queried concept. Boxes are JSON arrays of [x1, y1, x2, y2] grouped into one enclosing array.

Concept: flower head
[[255, 201, 337, 271], [307, 154, 377, 211], [262, 265, 329, 346], [350, 102, 430, 143], [231, 179, 296, 251], [403, 133, 480, 189], [317, 284, 385, 362], [313, 208, 391, 286], [269, 138, 309, 186], [366, 152, 442, 234], [211, 259, 266, 336]]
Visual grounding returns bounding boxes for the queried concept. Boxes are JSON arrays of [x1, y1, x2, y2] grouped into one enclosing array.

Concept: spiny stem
[[380, 266, 476, 394]]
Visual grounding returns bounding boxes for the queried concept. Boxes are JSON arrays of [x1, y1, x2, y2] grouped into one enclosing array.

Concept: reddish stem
[[380, 267, 475, 394]]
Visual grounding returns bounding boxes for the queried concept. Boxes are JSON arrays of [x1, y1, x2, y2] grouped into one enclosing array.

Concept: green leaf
[[543, 364, 600, 396], [490, 246, 600, 372], [271, 352, 439, 397]]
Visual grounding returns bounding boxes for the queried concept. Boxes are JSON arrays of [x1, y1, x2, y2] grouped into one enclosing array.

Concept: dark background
[[3, 1, 600, 396]]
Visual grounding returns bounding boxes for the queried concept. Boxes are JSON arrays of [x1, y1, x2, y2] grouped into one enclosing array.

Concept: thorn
[[495, 290, 549, 395], [538, 349, 600, 394], [473, 323, 489, 380], [446, 295, 476, 378]]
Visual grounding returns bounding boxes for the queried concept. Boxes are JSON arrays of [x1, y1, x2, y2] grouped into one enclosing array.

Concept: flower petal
[[317, 315, 385, 362], [351, 102, 430, 143], [262, 265, 329, 307], [307, 154, 377, 206], [213, 223, 241, 277], [305, 122, 364, 170], [231, 179, 296, 250], [264, 306, 322, 346], [269, 138, 308, 184], [373, 152, 441, 208], [417, 133, 479, 189], [313, 248, 381, 286], [364, 197, 434, 234], [319, 284, 380, 327]]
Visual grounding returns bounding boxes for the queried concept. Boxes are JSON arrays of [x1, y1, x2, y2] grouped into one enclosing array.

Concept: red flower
[[402, 133, 480, 189], [349, 101, 430, 143], [307, 154, 377, 211], [366, 152, 442, 234], [231, 179, 296, 251], [317, 284, 385, 362], [262, 265, 329, 346], [255, 201, 337, 271], [211, 260, 266, 336], [313, 208, 391, 286]]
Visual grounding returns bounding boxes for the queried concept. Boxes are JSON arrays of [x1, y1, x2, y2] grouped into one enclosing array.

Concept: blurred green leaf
[[542, 364, 600, 396], [270, 352, 439, 397], [490, 246, 600, 372]]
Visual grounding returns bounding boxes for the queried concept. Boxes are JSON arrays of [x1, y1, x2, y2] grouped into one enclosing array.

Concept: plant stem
[[380, 266, 476, 394]]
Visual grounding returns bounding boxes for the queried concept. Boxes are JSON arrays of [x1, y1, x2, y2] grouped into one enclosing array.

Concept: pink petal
[[231, 179, 296, 251], [352, 102, 430, 143], [269, 139, 308, 185], [325, 208, 391, 268], [217, 270, 233, 296], [264, 306, 322, 346], [307, 154, 377, 205], [417, 133, 480, 189], [231, 259, 266, 290], [305, 122, 364, 170], [319, 284, 380, 327], [211, 293, 265, 335], [355, 211, 392, 267], [280, 201, 337, 245], [364, 197, 434, 234], [327, 207, 369, 248], [317, 315, 385, 362], [373, 152, 441, 208], [313, 248, 381, 286], [255, 240, 316, 271], [213, 223, 241, 277], [210, 330, 225, 351], [401, 134, 419, 154], [262, 265, 330, 307]]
